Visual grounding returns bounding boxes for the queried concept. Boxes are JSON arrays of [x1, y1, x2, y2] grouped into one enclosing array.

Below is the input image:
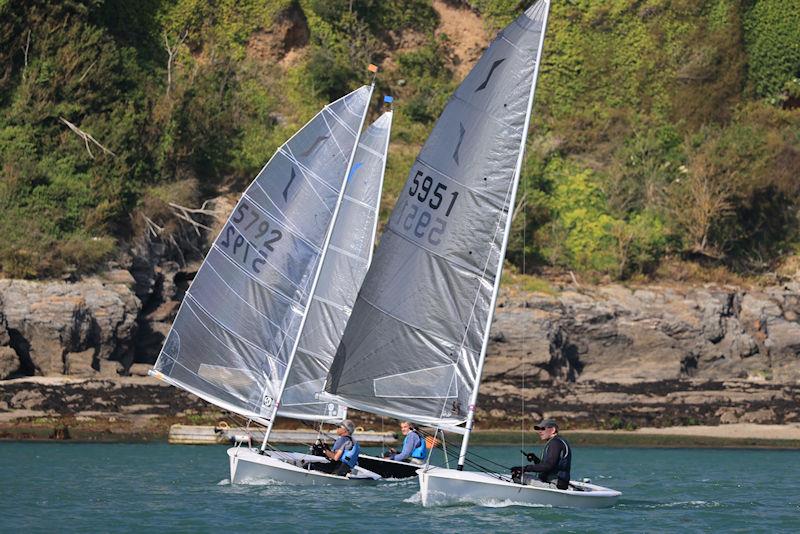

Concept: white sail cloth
[[152, 86, 372, 423], [325, 3, 549, 428], [278, 112, 392, 422]]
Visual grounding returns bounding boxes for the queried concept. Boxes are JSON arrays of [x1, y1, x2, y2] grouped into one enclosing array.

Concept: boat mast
[[260, 80, 375, 451], [455, 4, 550, 470]]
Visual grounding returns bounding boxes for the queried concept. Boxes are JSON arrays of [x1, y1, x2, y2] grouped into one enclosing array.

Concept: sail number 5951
[[394, 171, 460, 246], [408, 170, 458, 216]]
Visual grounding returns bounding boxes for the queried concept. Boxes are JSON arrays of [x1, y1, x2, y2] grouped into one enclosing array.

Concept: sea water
[[0, 442, 798, 533]]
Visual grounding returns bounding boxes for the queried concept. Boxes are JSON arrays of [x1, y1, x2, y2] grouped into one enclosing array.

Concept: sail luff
[[455, 1, 551, 470], [366, 110, 392, 267], [260, 83, 375, 448]]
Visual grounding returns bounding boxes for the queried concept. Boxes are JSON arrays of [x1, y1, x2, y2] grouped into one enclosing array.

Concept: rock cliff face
[[1, 264, 799, 426], [486, 282, 800, 386], [0, 275, 140, 378]]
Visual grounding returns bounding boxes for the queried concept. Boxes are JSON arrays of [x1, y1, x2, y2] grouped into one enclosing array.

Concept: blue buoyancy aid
[[341, 437, 360, 468], [409, 430, 427, 460]]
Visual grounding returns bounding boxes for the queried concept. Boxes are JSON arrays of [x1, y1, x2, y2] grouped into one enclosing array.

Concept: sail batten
[[152, 85, 372, 421], [325, 2, 550, 428]]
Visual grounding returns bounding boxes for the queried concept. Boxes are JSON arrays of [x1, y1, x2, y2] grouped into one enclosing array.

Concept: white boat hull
[[418, 466, 621, 509], [227, 447, 381, 485]]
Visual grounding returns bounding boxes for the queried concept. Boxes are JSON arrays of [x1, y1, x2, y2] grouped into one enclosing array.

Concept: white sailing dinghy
[[228, 108, 420, 483], [150, 84, 389, 484], [321, 1, 621, 507]]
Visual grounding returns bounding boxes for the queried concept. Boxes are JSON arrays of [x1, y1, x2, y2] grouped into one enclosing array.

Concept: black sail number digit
[[262, 229, 282, 253], [407, 169, 459, 218], [232, 203, 250, 224], [219, 213, 283, 275], [430, 183, 446, 210], [219, 225, 236, 247], [417, 176, 433, 203], [408, 170, 422, 196], [445, 191, 459, 217]]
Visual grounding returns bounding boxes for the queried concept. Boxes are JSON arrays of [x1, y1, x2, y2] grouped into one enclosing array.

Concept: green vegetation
[[0, 0, 798, 280]]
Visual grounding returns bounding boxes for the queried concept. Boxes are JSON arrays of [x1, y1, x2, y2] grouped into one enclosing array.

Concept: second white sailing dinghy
[[322, 1, 621, 507], [228, 107, 421, 483], [150, 83, 393, 484]]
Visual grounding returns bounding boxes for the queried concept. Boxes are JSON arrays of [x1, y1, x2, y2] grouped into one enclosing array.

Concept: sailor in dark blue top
[[511, 419, 572, 490], [386, 421, 427, 464]]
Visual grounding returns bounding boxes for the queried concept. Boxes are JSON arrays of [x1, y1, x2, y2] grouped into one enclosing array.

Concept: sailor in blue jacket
[[385, 421, 427, 464]]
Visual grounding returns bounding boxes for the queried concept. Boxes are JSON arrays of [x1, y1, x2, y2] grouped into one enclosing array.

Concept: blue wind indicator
[[347, 162, 363, 182], [384, 95, 394, 103]]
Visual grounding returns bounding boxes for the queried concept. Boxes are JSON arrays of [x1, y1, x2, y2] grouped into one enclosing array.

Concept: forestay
[[278, 111, 393, 422], [325, 3, 549, 429], [152, 86, 372, 423]]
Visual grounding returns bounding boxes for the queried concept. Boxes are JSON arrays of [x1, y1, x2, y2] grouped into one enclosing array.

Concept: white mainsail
[[324, 1, 549, 440], [278, 111, 393, 422], [151, 86, 372, 424]]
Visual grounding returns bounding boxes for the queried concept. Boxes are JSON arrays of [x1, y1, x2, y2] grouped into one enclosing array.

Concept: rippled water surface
[[1, 442, 798, 533]]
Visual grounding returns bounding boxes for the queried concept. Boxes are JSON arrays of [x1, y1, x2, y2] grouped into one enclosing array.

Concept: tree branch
[[59, 117, 116, 159], [168, 201, 216, 236], [77, 60, 97, 83], [21, 30, 31, 81], [164, 29, 188, 96]]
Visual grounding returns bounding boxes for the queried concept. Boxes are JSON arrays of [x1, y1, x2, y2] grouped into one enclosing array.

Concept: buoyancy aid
[[541, 436, 571, 485], [340, 436, 360, 468], [408, 430, 427, 460]]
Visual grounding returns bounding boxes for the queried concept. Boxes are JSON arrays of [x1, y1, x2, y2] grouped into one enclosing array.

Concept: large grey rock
[[0, 346, 19, 379], [486, 282, 800, 386], [0, 279, 140, 376]]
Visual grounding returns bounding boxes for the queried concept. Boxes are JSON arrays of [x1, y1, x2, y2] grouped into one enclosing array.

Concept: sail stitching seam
[[211, 244, 303, 307], [384, 224, 495, 279], [325, 107, 359, 139], [278, 149, 336, 213], [211, 245, 301, 307], [202, 259, 290, 335], [212, 229, 305, 296], [451, 92, 521, 133], [250, 181, 324, 244], [499, 34, 524, 53], [243, 191, 320, 251], [342, 194, 376, 211], [185, 294, 283, 364], [160, 363, 264, 416], [327, 243, 369, 264], [311, 293, 351, 312], [356, 143, 384, 159], [414, 156, 512, 209], [321, 110, 351, 158], [277, 149, 339, 196], [335, 296, 477, 388]]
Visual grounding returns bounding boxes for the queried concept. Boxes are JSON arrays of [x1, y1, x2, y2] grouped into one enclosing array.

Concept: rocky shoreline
[[1, 258, 799, 441]]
